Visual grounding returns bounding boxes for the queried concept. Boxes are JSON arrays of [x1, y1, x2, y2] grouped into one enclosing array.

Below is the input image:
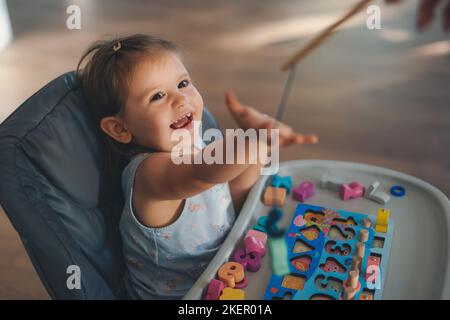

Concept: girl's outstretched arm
[[134, 134, 268, 201]]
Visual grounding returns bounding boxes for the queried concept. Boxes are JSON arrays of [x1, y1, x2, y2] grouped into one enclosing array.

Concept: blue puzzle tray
[[263, 204, 394, 300], [183, 160, 450, 300]]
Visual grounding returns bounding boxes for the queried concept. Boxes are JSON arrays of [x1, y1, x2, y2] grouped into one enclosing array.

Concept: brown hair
[[76, 34, 178, 171]]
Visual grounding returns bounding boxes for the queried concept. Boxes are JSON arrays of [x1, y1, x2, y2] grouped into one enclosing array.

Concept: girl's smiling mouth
[[170, 112, 194, 130]]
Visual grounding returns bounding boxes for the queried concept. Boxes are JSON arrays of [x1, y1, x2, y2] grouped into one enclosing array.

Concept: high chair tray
[[183, 160, 450, 300]]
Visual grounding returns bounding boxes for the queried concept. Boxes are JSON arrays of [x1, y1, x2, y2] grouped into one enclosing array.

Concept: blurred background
[[0, 0, 448, 299]]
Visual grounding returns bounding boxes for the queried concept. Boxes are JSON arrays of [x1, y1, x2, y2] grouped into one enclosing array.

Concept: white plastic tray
[[183, 160, 450, 300]]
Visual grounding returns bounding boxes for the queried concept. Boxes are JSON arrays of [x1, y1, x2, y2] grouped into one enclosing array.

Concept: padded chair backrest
[[0, 72, 220, 299]]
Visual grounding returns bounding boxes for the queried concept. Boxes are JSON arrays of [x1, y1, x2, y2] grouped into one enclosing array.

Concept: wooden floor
[[0, 0, 449, 299]]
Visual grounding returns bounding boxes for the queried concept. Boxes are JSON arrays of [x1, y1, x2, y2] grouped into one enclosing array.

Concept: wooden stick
[[281, 0, 373, 71]]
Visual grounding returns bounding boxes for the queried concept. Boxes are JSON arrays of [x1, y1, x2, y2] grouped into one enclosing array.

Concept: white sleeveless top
[[119, 148, 236, 299]]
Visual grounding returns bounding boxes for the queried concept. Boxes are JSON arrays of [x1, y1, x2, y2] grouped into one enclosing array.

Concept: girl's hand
[[225, 91, 318, 147]]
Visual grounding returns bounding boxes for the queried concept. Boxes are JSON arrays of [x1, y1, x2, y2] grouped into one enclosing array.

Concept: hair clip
[[113, 41, 122, 52]]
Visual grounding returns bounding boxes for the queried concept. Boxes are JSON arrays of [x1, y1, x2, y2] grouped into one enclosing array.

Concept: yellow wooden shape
[[219, 287, 245, 300], [375, 208, 389, 233]]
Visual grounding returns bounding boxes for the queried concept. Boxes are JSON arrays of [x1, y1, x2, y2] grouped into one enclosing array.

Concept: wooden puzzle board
[[263, 204, 394, 300], [184, 160, 450, 300]]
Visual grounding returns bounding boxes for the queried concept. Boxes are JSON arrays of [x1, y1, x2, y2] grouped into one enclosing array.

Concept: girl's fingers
[[259, 116, 318, 146], [289, 134, 318, 145], [225, 91, 248, 117], [304, 134, 319, 144]]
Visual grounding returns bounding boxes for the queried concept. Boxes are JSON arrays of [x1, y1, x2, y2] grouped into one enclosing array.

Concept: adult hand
[[385, 0, 450, 32]]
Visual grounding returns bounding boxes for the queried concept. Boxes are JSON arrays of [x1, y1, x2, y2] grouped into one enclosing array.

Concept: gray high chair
[[0, 72, 221, 299]]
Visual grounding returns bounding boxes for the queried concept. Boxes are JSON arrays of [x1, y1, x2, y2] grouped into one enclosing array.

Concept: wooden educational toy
[[263, 186, 286, 207], [366, 181, 391, 205], [264, 204, 394, 300], [218, 262, 245, 288], [292, 181, 315, 202], [340, 182, 365, 201], [271, 175, 293, 194], [390, 185, 406, 197], [320, 174, 346, 191], [205, 279, 226, 300], [375, 208, 390, 233], [266, 207, 285, 237], [245, 229, 267, 245], [219, 287, 245, 300], [268, 237, 291, 276]]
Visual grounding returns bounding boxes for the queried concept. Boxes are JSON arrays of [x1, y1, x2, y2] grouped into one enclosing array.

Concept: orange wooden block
[[263, 186, 286, 207], [217, 262, 245, 288]]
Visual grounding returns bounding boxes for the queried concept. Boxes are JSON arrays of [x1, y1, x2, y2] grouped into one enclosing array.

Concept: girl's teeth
[[171, 113, 192, 129]]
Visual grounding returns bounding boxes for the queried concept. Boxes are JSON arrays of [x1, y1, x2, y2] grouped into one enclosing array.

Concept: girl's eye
[[178, 79, 190, 89], [150, 91, 166, 102]]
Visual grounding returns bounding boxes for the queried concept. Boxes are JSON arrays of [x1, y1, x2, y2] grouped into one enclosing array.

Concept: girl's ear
[[100, 116, 133, 144]]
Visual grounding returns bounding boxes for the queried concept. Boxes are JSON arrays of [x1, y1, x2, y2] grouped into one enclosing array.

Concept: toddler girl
[[77, 34, 316, 299]]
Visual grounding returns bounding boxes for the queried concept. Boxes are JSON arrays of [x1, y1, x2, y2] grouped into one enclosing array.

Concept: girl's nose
[[172, 92, 188, 109]]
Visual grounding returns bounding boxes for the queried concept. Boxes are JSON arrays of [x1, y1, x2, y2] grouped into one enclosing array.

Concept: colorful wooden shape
[[351, 255, 362, 273], [390, 185, 406, 197], [234, 276, 249, 289], [263, 186, 286, 207], [293, 215, 307, 227], [217, 262, 245, 288], [271, 175, 292, 194], [362, 217, 372, 228], [365, 255, 382, 288], [340, 182, 365, 200], [325, 241, 352, 256], [358, 229, 369, 243], [304, 210, 325, 224], [315, 275, 343, 293], [367, 254, 381, 269], [375, 208, 389, 233], [233, 248, 249, 270], [292, 180, 315, 202], [293, 239, 314, 253], [266, 208, 285, 238], [359, 290, 374, 300], [320, 174, 346, 191], [268, 207, 283, 221], [355, 241, 365, 258], [319, 258, 346, 274], [282, 274, 306, 290], [365, 181, 391, 205], [252, 216, 268, 233], [300, 225, 321, 241], [268, 237, 290, 276], [332, 216, 357, 226], [343, 270, 361, 291], [243, 236, 266, 257], [342, 286, 357, 300], [328, 225, 355, 241], [205, 279, 226, 300], [219, 287, 245, 300], [291, 255, 312, 272], [245, 229, 267, 246], [233, 248, 262, 272]]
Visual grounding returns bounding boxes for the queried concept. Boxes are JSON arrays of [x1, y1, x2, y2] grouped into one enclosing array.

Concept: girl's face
[[121, 51, 204, 152]]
